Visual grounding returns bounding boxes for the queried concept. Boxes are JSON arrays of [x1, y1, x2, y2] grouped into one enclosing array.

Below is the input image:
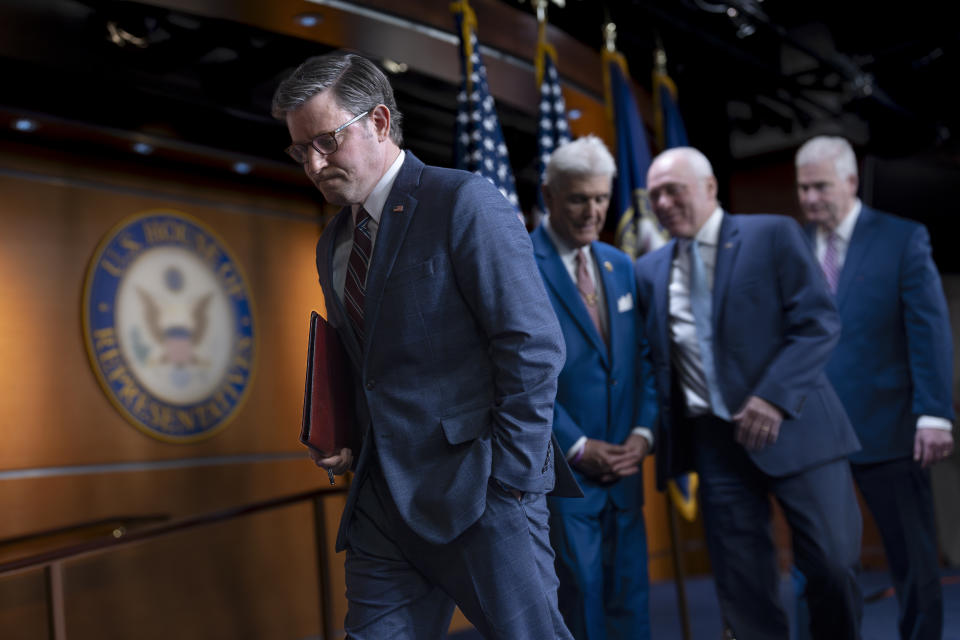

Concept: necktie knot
[[356, 207, 372, 230]]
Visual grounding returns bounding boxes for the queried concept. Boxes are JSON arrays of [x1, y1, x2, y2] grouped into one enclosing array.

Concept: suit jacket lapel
[[360, 152, 420, 364], [651, 239, 675, 355], [594, 243, 622, 367], [712, 212, 741, 327], [531, 227, 609, 364], [835, 206, 877, 306]]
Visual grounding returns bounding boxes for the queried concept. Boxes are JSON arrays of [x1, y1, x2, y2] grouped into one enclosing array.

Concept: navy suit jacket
[[635, 213, 860, 490], [531, 227, 658, 513], [316, 152, 580, 549], [806, 206, 954, 463]]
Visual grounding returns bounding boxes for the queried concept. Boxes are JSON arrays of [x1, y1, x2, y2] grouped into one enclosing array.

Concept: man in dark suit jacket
[[531, 136, 658, 640], [634, 147, 863, 640], [272, 51, 579, 640], [796, 135, 954, 640]]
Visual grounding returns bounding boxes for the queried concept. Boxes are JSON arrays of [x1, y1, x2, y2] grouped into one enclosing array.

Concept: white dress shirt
[[541, 217, 654, 459], [669, 206, 724, 418], [813, 198, 861, 270], [814, 199, 950, 433], [332, 149, 405, 301]]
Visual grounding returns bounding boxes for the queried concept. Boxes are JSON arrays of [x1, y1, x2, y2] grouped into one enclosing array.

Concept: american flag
[[452, 1, 519, 211], [534, 40, 572, 219]]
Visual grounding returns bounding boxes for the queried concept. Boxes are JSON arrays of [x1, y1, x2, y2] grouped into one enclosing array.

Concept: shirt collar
[[834, 198, 861, 241], [817, 198, 861, 244], [693, 206, 724, 246], [542, 215, 594, 262], [355, 149, 405, 222]]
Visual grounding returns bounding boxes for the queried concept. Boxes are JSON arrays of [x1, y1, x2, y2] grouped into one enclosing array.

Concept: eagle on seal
[[137, 287, 213, 367]]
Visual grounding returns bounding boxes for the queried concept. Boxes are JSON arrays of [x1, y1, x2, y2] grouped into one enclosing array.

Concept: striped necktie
[[689, 239, 730, 420], [821, 231, 840, 295], [575, 249, 606, 344], [343, 208, 372, 343]]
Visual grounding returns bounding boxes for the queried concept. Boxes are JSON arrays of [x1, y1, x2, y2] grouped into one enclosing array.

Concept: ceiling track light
[[106, 21, 149, 48], [725, 7, 755, 39], [382, 59, 408, 74], [294, 13, 324, 28], [12, 118, 39, 132]]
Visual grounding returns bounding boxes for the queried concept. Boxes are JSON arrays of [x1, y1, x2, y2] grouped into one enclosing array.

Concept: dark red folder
[[300, 311, 353, 455]]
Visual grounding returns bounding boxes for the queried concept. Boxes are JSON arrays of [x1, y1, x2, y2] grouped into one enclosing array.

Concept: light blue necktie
[[689, 239, 730, 420]]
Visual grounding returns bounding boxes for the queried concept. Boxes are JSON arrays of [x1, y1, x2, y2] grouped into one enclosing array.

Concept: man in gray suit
[[272, 51, 579, 640], [634, 147, 863, 639]]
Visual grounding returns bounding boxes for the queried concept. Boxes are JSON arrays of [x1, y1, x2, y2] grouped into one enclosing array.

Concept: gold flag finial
[[523, 0, 565, 22], [654, 48, 667, 74], [533, 0, 547, 23], [604, 22, 617, 53]]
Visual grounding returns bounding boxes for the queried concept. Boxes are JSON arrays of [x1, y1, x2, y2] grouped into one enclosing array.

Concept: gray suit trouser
[[691, 415, 863, 640], [343, 456, 573, 640]]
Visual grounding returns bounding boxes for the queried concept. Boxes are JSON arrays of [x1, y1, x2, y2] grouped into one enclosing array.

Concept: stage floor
[[448, 568, 960, 639]]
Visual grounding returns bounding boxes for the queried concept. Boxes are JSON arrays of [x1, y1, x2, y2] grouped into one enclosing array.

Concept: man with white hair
[[531, 135, 657, 639], [634, 146, 864, 639], [796, 135, 954, 640]]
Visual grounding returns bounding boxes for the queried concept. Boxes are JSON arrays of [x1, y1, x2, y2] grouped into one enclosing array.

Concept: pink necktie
[[343, 209, 372, 342], [576, 249, 605, 343], [821, 232, 840, 294]]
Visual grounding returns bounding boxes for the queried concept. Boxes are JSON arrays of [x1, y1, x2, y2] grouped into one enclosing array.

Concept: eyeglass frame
[[284, 110, 370, 163]]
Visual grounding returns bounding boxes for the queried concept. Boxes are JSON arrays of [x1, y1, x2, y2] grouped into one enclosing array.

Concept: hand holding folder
[[300, 311, 355, 484]]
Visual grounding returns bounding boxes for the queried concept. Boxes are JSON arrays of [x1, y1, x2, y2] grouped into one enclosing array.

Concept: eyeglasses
[[284, 110, 370, 163]]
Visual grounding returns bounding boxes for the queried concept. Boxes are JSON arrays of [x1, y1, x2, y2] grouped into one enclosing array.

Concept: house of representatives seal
[[83, 210, 256, 443]]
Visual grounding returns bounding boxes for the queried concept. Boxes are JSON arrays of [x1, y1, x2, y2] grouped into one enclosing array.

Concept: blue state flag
[[451, 0, 519, 212], [654, 60, 690, 149], [667, 472, 699, 522], [534, 27, 571, 222], [654, 56, 699, 522], [602, 48, 665, 258]]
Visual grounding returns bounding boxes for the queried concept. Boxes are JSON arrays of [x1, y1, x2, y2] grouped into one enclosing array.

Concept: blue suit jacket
[[316, 152, 580, 549], [531, 227, 658, 513], [635, 213, 860, 489], [806, 206, 954, 463]]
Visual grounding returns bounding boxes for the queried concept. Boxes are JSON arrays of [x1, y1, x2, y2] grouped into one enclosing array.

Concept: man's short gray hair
[[544, 135, 617, 187], [271, 51, 404, 147], [795, 136, 858, 179], [652, 146, 715, 179]]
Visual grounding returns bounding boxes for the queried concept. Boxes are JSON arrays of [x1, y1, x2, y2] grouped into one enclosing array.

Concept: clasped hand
[[575, 434, 649, 483]]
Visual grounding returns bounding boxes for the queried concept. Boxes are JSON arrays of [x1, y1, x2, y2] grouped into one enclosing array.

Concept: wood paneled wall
[[0, 144, 355, 638]]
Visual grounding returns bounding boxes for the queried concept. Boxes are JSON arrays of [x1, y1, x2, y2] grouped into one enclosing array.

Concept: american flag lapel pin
[[392, 204, 404, 213], [724, 242, 733, 249]]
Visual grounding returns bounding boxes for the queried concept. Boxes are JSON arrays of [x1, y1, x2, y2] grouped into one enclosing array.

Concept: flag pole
[[666, 497, 692, 640]]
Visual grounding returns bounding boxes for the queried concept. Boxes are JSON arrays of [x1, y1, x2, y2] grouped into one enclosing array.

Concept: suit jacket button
[[366, 380, 376, 390], [610, 378, 617, 386]]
